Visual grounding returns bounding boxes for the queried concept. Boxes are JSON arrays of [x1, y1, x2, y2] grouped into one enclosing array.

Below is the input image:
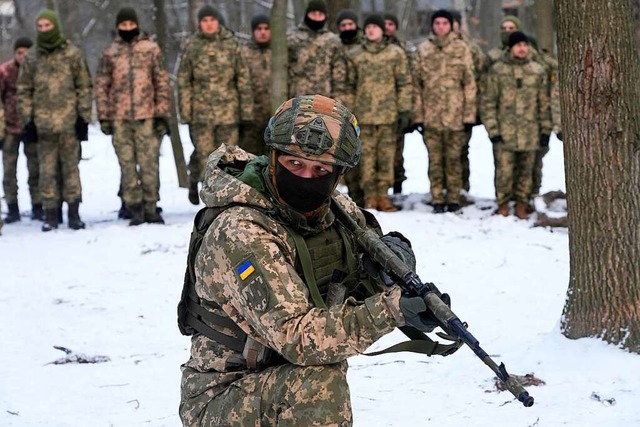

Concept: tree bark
[[270, 0, 288, 113], [533, 0, 555, 53], [556, 0, 640, 353], [477, 0, 502, 52]]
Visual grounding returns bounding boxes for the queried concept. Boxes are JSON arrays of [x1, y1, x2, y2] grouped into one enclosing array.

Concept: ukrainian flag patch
[[237, 260, 255, 281]]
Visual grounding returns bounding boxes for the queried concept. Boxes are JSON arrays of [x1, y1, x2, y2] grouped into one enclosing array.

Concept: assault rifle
[[332, 199, 535, 407]]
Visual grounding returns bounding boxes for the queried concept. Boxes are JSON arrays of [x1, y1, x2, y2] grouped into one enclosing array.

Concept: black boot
[[144, 202, 165, 224], [118, 200, 132, 219], [31, 203, 44, 221], [128, 204, 145, 226], [68, 201, 86, 230], [4, 202, 20, 223], [42, 208, 59, 232], [188, 181, 199, 205]]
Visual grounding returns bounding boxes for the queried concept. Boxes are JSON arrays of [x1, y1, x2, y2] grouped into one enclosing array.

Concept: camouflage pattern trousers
[[180, 361, 352, 426], [393, 131, 406, 188], [2, 133, 40, 204], [424, 128, 466, 204], [113, 120, 160, 207], [239, 120, 269, 157], [532, 145, 550, 195], [360, 124, 395, 199], [38, 132, 81, 209], [188, 123, 239, 184], [494, 146, 536, 205]]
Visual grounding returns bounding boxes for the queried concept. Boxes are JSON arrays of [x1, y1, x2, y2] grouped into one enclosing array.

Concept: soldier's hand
[[0, 138, 3, 150], [100, 120, 113, 136], [22, 120, 38, 143], [154, 117, 170, 137], [399, 296, 439, 333], [539, 133, 551, 148], [397, 111, 413, 134], [410, 122, 425, 135], [464, 122, 475, 133], [490, 135, 503, 144], [555, 132, 563, 142], [363, 231, 416, 286], [75, 117, 89, 142]]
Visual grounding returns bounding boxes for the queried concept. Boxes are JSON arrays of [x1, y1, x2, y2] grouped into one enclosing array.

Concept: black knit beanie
[[363, 14, 385, 33], [251, 14, 269, 31], [306, 0, 328, 15], [383, 13, 398, 28], [14, 36, 33, 51], [449, 9, 462, 25], [508, 31, 529, 49], [336, 9, 358, 26], [115, 7, 138, 27], [431, 9, 454, 27], [198, 5, 222, 23]]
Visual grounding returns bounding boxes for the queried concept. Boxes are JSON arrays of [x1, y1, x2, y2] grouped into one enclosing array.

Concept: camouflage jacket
[[287, 23, 347, 102], [183, 144, 403, 381], [0, 59, 22, 134], [178, 28, 253, 125], [413, 33, 477, 131], [239, 41, 271, 128], [95, 33, 170, 121], [533, 48, 561, 134], [345, 40, 413, 125], [388, 34, 417, 70], [17, 42, 92, 134], [457, 33, 485, 82], [481, 53, 551, 151]]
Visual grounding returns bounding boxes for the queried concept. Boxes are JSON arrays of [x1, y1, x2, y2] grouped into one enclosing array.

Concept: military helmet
[[264, 95, 361, 170]]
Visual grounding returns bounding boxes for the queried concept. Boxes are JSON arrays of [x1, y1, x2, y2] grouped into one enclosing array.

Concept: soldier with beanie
[[287, 0, 347, 101], [178, 5, 254, 205], [483, 15, 522, 74], [1, 36, 42, 224], [336, 9, 363, 46], [412, 9, 476, 213], [17, 9, 92, 231]]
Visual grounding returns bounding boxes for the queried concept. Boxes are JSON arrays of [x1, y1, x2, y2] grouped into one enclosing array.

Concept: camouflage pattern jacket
[[388, 34, 417, 70], [0, 60, 22, 134], [182, 145, 403, 386], [287, 23, 347, 102], [95, 33, 170, 121], [458, 33, 485, 82], [178, 28, 253, 125], [17, 42, 92, 134], [345, 40, 413, 125], [413, 33, 477, 131], [239, 41, 271, 128], [481, 53, 551, 151]]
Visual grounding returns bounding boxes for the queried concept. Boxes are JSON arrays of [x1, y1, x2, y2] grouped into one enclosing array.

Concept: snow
[[1, 125, 638, 427]]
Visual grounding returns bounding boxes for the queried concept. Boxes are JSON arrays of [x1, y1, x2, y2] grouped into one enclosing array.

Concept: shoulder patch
[[234, 258, 270, 312], [236, 259, 255, 281]]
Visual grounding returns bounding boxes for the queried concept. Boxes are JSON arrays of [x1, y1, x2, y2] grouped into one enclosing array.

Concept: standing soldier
[[1, 37, 41, 223], [484, 16, 523, 72], [346, 14, 412, 212], [481, 32, 551, 219], [178, 6, 254, 205], [239, 14, 271, 157], [95, 7, 170, 226], [412, 9, 476, 214], [17, 9, 92, 232], [336, 9, 363, 47], [287, 0, 347, 101]]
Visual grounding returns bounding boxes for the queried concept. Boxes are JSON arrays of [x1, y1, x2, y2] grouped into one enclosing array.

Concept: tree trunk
[[556, 0, 640, 353], [326, 0, 350, 33], [533, 0, 555, 53], [270, 0, 289, 113], [188, 0, 206, 33], [478, 0, 502, 52]]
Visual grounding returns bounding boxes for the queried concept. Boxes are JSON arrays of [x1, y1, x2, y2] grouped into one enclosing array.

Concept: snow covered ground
[[1, 125, 638, 427]]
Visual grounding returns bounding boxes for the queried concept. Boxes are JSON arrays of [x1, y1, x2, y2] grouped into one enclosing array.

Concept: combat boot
[[144, 202, 165, 224], [118, 200, 132, 220], [31, 203, 44, 221], [364, 196, 378, 210], [188, 181, 199, 205], [447, 203, 461, 213], [377, 196, 398, 213], [41, 208, 59, 232], [4, 202, 20, 223], [432, 204, 446, 214], [515, 202, 529, 220], [128, 204, 145, 226], [67, 200, 86, 230], [497, 203, 509, 217]]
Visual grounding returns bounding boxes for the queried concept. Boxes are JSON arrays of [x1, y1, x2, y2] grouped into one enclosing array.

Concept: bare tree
[[270, 0, 288, 111], [533, 0, 554, 53], [476, 0, 502, 51], [556, 0, 640, 353]]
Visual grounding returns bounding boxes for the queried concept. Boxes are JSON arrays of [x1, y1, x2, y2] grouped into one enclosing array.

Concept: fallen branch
[[46, 346, 111, 365]]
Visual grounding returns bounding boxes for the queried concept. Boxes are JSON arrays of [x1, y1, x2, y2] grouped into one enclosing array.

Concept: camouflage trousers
[[424, 128, 466, 204], [343, 164, 363, 207], [393, 131, 406, 188], [2, 133, 40, 205], [461, 127, 473, 192], [188, 123, 239, 184], [180, 361, 352, 426], [113, 120, 160, 207], [38, 132, 82, 209], [532, 145, 550, 195], [360, 124, 395, 199], [239, 119, 269, 157], [494, 146, 536, 205]]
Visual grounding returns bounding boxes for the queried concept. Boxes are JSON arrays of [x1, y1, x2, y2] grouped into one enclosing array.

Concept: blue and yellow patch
[[236, 260, 255, 281]]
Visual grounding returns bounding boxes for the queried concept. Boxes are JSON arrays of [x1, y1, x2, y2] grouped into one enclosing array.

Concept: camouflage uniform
[[17, 41, 92, 210], [95, 32, 170, 212], [179, 145, 404, 426], [481, 53, 551, 206], [178, 27, 254, 184], [287, 22, 347, 101], [413, 32, 476, 205], [239, 40, 271, 156], [346, 40, 412, 204]]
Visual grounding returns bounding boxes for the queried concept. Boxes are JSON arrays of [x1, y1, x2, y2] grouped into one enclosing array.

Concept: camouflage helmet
[[264, 94, 361, 169]]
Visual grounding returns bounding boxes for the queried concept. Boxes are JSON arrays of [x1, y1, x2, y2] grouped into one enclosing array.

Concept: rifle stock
[[332, 199, 534, 407]]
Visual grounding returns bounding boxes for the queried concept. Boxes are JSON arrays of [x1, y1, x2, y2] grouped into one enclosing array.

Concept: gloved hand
[[397, 111, 413, 134], [0, 139, 3, 150], [539, 133, 550, 148], [463, 122, 475, 133], [556, 132, 563, 142], [400, 292, 452, 333], [22, 120, 38, 143], [75, 117, 89, 141], [100, 120, 113, 136], [239, 120, 256, 136], [490, 135, 503, 145], [363, 231, 416, 286], [154, 117, 170, 137]]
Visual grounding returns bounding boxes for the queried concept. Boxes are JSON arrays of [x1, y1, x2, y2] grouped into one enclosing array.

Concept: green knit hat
[[35, 9, 65, 52], [36, 9, 61, 30], [502, 15, 522, 30]]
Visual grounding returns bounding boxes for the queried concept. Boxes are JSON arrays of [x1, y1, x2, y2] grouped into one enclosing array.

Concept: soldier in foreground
[[178, 95, 437, 426], [17, 9, 92, 231]]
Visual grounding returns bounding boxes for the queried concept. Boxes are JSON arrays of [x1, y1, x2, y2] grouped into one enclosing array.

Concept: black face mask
[[304, 15, 326, 32], [339, 29, 359, 44], [118, 27, 140, 43], [275, 161, 338, 213]]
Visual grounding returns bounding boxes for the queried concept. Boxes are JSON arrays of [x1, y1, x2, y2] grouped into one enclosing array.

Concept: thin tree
[[270, 0, 288, 112], [533, 0, 554, 53], [556, 0, 640, 353]]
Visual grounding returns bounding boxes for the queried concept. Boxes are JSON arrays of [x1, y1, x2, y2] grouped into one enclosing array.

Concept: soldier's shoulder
[[527, 60, 547, 75], [318, 30, 341, 46], [0, 59, 13, 74], [346, 44, 364, 58]]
